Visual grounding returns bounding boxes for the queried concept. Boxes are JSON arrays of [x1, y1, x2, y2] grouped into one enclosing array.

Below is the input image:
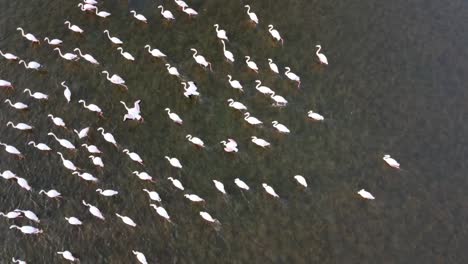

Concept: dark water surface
[[1, 0, 468, 263]]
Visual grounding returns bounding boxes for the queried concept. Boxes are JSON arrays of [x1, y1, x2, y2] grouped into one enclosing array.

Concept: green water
[[1, 0, 468, 263]]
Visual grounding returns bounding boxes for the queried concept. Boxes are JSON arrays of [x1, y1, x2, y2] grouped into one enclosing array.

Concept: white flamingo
[[143, 189, 161, 202], [89, 155, 104, 168], [73, 171, 98, 182], [251, 136, 270, 148], [268, 25, 283, 44], [74, 48, 99, 64], [262, 183, 279, 198], [117, 47, 135, 61], [383, 154, 400, 169], [200, 211, 219, 224], [157, 5, 175, 20], [190, 48, 212, 70], [84, 0, 97, 4], [61, 81, 71, 103], [64, 21, 84, 33], [149, 204, 171, 222], [97, 127, 118, 147], [174, 0, 188, 8], [0, 79, 13, 89], [268, 58, 279, 74], [181, 81, 200, 98], [244, 112, 263, 126], [103, 30, 123, 45], [44, 37, 63, 45], [78, 100, 103, 116], [39, 189, 61, 199], [18, 60, 42, 70], [184, 194, 204, 203], [74, 127, 89, 139], [269, 91, 288, 106], [57, 251, 78, 262], [213, 180, 226, 195], [220, 139, 238, 152], [65, 217, 82, 226], [5, 99, 28, 110], [234, 178, 250, 191], [9, 225, 42, 234], [272, 121, 290, 133], [82, 200, 105, 220], [213, 24, 228, 41], [182, 6, 198, 17], [1, 170, 17, 180], [123, 149, 144, 165], [96, 189, 118, 196], [358, 189, 375, 200], [102, 71, 127, 89], [244, 5, 258, 24], [15, 177, 31, 190], [132, 250, 148, 264], [165, 108, 183, 124], [54, 48, 79, 61], [115, 213, 137, 227], [28, 141, 51, 151], [316, 45, 328, 65], [0, 142, 23, 158], [78, 3, 96, 11], [0, 50, 19, 60], [165, 156, 182, 169], [14, 209, 39, 222], [294, 175, 308, 188], [48, 114, 67, 128], [227, 99, 247, 111], [165, 64, 180, 77], [220, 40, 234, 62], [0, 211, 22, 219], [186, 134, 205, 147], [23, 88, 48, 100], [56, 152, 77, 171], [81, 144, 101, 154], [167, 177, 184, 190], [227, 75, 243, 92], [16, 28, 39, 43], [133, 171, 154, 182], [144, 44, 166, 58], [7, 122, 33, 131], [130, 10, 147, 23], [284, 67, 301, 88], [48, 133, 75, 150], [245, 56, 258, 72]]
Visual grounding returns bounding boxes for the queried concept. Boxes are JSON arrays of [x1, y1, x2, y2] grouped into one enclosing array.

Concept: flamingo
[[96, 189, 118, 196], [0, 211, 22, 219], [307, 110, 324, 121], [0, 50, 19, 60], [78, 100, 103, 116], [0, 142, 23, 158], [268, 58, 279, 74], [4, 99, 28, 110], [9, 225, 42, 234], [244, 112, 263, 125], [73, 171, 98, 182], [23, 88, 48, 100], [74, 48, 99, 64], [57, 251, 78, 262], [262, 183, 279, 198], [103, 30, 123, 44], [89, 155, 104, 168], [284, 67, 301, 87], [48, 114, 67, 128], [200, 211, 219, 224], [65, 217, 82, 225], [181, 82, 200, 98], [132, 250, 148, 264], [0, 79, 13, 89], [81, 144, 101, 154], [16, 28, 39, 43], [18, 60, 42, 70], [174, 0, 188, 9], [12, 257, 27, 263], [133, 171, 154, 182], [97, 127, 118, 147], [294, 175, 308, 188], [54, 48, 79, 61], [245, 56, 258, 72], [28, 141, 51, 151], [268, 25, 283, 44], [117, 47, 135, 61], [269, 91, 288, 106], [213, 180, 226, 195], [220, 139, 238, 152], [234, 178, 250, 191], [56, 152, 77, 171], [116, 213, 137, 227], [64, 21, 84, 33], [1, 170, 17, 180], [14, 209, 39, 222], [165, 108, 183, 124], [82, 200, 105, 220], [227, 98, 247, 111], [84, 0, 97, 4], [190, 48, 212, 70], [251, 136, 270, 148], [227, 75, 243, 92], [123, 149, 144, 165], [95, 7, 111, 18], [44, 37, 63, 45], [316, 45, 328, 65], [220, 40, 234, 62], [244, 5, 258, 24], [102, 71, 127, 89], [149, 204, 171, 222], [157, 5, 175, 20], [7, 122, 33, 131], [213, 24, 228, 41], [358, 189, 375, 200], [144, 45, 166, 58], [272, 121, 290, 133], [167, 177, 184, 190], [143, 189, 161, 202], [78, 3, 96, 11], [182, 6, 198, 17], [165, 64, 180, 77], [186, 134, 205, 148], [383, 154, 400, 169], [15, 177, 31, 190], [39, 189, 61, 199], [74, 127, 89, 139], [121, 101, 143, 121], [130, 10, 147, 23], [61, 81, 71, 103], [165, 156, 182, 169]]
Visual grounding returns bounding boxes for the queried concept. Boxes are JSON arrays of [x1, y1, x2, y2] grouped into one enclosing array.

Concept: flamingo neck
[[316, 46, 321, 55], [255, 82, 261, 88], [19, 61, 27, 67], [56, 49, 64, 57], [76, 49, 84, 56], [0, 50, 4, 56], [192, 50, 197, 58], [285, 68, 290, 74], [246, 6, 251, 13]]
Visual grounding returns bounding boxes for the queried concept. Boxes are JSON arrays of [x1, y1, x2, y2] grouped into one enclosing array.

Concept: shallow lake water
[[1, 0, 468, 263]]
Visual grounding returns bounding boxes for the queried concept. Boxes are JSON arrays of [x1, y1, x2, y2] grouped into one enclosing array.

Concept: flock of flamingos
[[0, 0, 401, 263]]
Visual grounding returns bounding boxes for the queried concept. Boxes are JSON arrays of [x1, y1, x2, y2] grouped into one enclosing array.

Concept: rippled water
[[1, 0, 468, 263]]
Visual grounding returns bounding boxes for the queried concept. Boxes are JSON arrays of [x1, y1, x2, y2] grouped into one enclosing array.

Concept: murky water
[[1, 0, 468, 263]]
